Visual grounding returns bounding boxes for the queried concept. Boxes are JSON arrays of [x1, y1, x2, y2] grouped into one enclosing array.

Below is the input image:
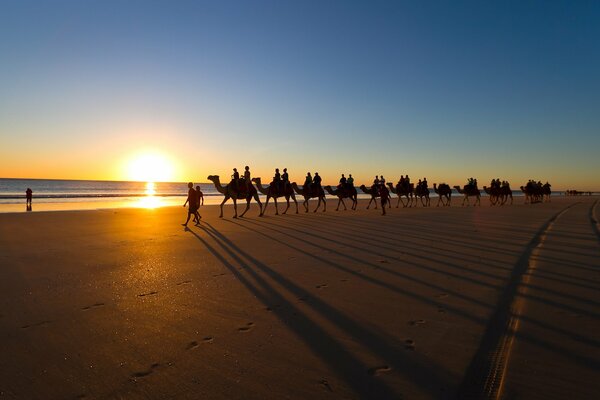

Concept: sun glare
[[127, 152, 174, 182]]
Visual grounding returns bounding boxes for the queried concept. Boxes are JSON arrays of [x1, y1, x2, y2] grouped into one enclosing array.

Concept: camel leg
[[322, 197, 326, 212], [232, 198, 238, 218], [336, 198, 340, 211], [303, 199, 309, 213], [313, 198, 320, 213], [219, 196, 230, 218], [262, 196, 270, 216], [293, 195, 299, 214], [239, 195, 252, 217], [283, 196, 290, 214], [366, 198, 373, 209], [340, 198, 346, 210], [273, 197, 279, 215], [255, 195, 263, 216]]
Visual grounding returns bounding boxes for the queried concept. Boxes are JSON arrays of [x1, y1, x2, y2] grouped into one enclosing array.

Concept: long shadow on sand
[[271, 216, 600, 310], [234, 214, 600, 366], [189, 223, 457, 399]]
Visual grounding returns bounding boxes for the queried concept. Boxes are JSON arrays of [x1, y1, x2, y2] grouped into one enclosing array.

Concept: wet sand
[[0, 196, 598, 399]]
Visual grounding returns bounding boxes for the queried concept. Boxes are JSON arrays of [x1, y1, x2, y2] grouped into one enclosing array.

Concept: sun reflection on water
[[137, 182, 161, 209]]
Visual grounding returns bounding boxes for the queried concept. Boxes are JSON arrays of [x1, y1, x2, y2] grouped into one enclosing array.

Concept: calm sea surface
[[0, 178, 556, 213]]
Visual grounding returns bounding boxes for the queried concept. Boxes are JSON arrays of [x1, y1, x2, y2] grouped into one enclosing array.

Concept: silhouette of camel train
[[206, 174, 552, 218]]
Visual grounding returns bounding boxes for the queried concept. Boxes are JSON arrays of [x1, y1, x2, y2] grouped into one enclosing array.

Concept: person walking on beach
[[193, 185, 204, 223], [25, 188, 32, 210], [182, 182, 198, 227], [26, 188, 32, 205]]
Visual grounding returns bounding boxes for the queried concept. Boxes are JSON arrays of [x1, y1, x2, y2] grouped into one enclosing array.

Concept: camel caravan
[[206, 168, 552, 217], [520, 180, 551, 204]]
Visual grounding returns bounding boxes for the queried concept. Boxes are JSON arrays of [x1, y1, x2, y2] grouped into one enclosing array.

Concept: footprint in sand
[[131, 363, 161, 379], [138, 291, 158, 297], [202, 336, 214, 343], [81, 303, 105, 311], [238, 322, 255, 332], [319, 378, 333, 392], [176, 280, 192, 286], [408, 319, 426, 326], [404, 339, 416, 350], [378, 259, 389, 264], [436, 293, 449, 299], [186, 341, 199, 350], [367, 365, 392, 376], [340, 279, 348, 282], [213, 273, 227, 277], [315, 283, 328, 289], [21, 320, 51, 329]]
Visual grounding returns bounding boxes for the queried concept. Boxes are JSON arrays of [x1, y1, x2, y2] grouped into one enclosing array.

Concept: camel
[[500, 184, 513, 205], [454, 184, 481, 206], [483, 186, 500, 206], [324, 185, 357, 211], [291, 182, 326, 212], [252, 177, 298, 216], [433, 183, 452, 207], [360, 184, 392, 210], [207, 175, 262, 218], [413, 184, 431, 207], [521, 181, 550, 204], [387, 182, 414, 208], [543, 182, 551, 202]]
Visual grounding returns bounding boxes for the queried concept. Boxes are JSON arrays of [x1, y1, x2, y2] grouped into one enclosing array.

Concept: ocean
[[0, 178, 554, 213]]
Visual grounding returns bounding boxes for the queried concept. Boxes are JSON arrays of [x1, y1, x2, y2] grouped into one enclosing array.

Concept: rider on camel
[[313, 172, 322, 193], [232, 168, 241, 192], [304, 172, 312, 193], [347, 174, 354, 190], [244, 166, 251, 191], [282, 168, 289, 191]]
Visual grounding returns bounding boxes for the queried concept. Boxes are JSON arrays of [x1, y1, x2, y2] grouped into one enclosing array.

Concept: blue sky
[[1, 0, 599, 189]]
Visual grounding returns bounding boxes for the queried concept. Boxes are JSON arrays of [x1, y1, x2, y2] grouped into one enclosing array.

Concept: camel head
[[207, 175, 219, 182]]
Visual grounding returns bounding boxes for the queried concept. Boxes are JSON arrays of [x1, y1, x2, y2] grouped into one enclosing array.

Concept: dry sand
[[0, 196, 598, 399]]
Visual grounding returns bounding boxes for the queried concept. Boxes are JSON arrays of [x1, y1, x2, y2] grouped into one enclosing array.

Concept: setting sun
[[126, 152, 175, 182]]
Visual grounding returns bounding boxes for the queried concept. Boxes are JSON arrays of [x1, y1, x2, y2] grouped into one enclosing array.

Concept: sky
[[0, 0, 599, 190]]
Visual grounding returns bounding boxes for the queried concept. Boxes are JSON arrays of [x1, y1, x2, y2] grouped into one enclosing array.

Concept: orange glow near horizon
[[126, 152, 176, 182]]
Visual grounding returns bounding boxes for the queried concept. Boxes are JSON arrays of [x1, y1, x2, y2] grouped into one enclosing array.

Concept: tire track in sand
[[458, 203, 577, 399]]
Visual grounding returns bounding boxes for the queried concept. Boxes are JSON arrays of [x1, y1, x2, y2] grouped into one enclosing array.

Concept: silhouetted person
[[339, 174, 347, 187], [273, 168, 281, 191], [231, 168, 241, 191], [282, 168, 289, 190], [347, 174, 354, 189], [313, 172, 322, 190], [373, 175, 380, 186], [182, 182, 198, 227], [380, 175, 386, 187], [244, 166, 252, 191], [26, 188, 32, 211], [194, 185, 204, 223], [304, 172, 312, 192]]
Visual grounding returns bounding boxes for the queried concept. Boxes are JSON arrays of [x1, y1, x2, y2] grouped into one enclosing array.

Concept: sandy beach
[[1, 196, 598, 399]]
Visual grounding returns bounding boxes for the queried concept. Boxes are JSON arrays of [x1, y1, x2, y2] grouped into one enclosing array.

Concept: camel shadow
[[189, 222, 458, 399]]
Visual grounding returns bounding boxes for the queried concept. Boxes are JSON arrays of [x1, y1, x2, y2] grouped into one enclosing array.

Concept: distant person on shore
[[182, 182, 198, 227], [26, 188, 32, 211]]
